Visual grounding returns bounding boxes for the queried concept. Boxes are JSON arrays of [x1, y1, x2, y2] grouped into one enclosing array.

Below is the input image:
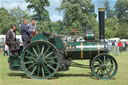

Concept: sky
[[0, 0, 117, 22]]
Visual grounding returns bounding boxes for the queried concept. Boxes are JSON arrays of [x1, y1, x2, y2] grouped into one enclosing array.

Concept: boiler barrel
[[64, 42, 108, 59]]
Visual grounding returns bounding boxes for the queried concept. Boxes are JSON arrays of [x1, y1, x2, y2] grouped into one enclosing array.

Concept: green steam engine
[[8, 8, 118, 79]]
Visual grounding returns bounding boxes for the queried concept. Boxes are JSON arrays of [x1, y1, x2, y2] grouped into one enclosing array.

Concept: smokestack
[[98, 8, 105, 42]]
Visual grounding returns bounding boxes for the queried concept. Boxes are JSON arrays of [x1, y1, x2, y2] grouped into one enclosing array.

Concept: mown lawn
[[0, 51, 128, 85]]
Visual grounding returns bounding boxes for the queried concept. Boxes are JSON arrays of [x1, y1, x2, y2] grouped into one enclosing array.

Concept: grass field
[[0, 51, 128, 85]]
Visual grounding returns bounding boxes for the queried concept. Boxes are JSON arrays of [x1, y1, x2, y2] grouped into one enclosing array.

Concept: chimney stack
[[98, 8, 105, 42]]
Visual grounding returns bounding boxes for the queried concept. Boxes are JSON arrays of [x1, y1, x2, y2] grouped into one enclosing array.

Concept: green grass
[[0, 51, 128, 85]]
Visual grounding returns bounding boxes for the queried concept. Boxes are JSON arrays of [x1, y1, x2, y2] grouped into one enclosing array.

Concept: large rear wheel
[[21, 40, 60, 79]]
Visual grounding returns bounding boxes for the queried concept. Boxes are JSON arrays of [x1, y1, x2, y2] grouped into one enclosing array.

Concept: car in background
[[108, 38, 120, 46]]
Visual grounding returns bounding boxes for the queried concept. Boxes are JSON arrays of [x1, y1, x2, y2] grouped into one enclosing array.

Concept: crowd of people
[[108, 40, 127, 55], [5, 19, 38, 56]]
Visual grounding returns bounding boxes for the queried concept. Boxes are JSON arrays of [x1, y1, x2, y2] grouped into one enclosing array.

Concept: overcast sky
[[0, 0, 117, 22]]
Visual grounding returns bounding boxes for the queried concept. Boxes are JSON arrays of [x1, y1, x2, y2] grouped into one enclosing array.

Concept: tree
[[25, 0, 51, 32], [116, 22, 128, 39], [114, 0, 128, 22], [57, 0, 96, 35], [105, 17, 119, 38], [10, 6, 30, 27], [104, 0, 114, 18], [0, 8, 19, 34], [25, 0, 50, 21]]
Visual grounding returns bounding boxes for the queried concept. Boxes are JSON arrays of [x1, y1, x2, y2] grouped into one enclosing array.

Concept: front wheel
[[90, 53, 118, 79]]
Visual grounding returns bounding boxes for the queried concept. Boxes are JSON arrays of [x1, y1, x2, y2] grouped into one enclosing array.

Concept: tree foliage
[[105, 17, 119, 38], [114, 0, 128, 22], [0, 7, 32, 35], [104, 0, 128, 39], [116, 22, 128, 39], [25, 0, 50, 21], [57, 0, 96, 35], [10, 6, 30, 25], [0, 8, 17, 34], [104, 0, 114, 18]]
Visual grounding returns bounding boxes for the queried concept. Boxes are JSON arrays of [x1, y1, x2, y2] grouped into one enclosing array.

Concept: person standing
[[122, 42, 126, 51], [6, 24, 20, 56], [28, 19, 38, 37], [21, 19, 33, 49], [28, 19, 37, 32], [114, 42, 119, 55], [118, 41, 123, 52], [3, 42, 8, 56]]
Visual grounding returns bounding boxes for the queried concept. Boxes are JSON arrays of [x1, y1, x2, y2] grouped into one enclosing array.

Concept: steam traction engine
[[8, 8, 118, 79]]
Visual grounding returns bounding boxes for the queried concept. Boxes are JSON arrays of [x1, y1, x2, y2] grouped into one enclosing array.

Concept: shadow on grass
[[8, 73, 31, 79], [52, 72, 116, 80], [71, 62, 90, 69], [8, 72, 95, 80], [8, 72, 116, 80], [49, 72, 95, 80]]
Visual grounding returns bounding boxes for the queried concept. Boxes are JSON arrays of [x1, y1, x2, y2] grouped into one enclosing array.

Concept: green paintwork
[[54, 36, 64, 50], [21, 40, 60, 79], [31, 33, 64, 51], [87, 33, 93, 40], [31, 33, 48, 42], [8, 46, 23, 71], [64, 42, 106, 59], [65, 42, 98, 51]]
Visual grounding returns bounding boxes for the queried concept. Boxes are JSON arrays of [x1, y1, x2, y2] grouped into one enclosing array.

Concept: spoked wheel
[[21, 40, 60, 79], [91, 53, 118, 79]]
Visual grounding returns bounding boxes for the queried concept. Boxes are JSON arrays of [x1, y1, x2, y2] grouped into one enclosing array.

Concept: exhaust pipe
[[98, 8, 105, 42]]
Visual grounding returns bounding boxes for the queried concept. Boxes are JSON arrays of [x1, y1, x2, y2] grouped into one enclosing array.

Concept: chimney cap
[[98, 8, 105, 11]]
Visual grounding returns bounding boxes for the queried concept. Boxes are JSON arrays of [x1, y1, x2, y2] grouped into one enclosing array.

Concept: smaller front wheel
[[91, 53, 118, 79]]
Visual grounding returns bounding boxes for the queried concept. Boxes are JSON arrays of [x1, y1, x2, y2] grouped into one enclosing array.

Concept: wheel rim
[[91, 54, 118, 79], [21, 41, 60, 79]]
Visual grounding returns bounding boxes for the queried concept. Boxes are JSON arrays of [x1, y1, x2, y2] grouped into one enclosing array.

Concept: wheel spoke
[[26, 50, 36, 57], [106, 64, 114, 69], [45, 52, 54, 58], [102, 70, 106, 77], [31, 65, 38, 75], [37, 65, 40, 76], [43, 64, 50, 74], [37, 43, 40, 54], [33, 48, 38, 57], [106, 58, 111, 64], [44, 47, 50, 55], [41, 66, 45, 78], [24, 61, 34, 64], [47, 64, 56, 71], [104, 56, 106, 64], [40, 46, 44, 56], [97, 58, 103, 65], [27, 63, 36, 70], [96, 67, 100, 74], [105, 69, 111, 77], [25, 56, 36, 60], [94, 64, 100, 68]]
